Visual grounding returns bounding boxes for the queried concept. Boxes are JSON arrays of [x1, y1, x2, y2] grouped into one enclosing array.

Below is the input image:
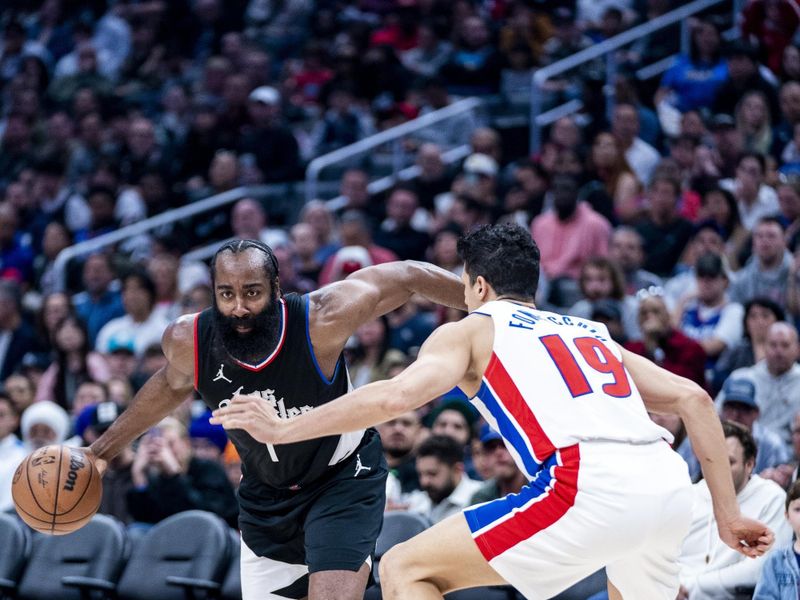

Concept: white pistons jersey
[[470, 300, 671, 480]]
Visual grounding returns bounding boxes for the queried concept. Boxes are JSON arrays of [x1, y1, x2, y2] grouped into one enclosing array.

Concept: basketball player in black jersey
[[86, 239, 465, 600]]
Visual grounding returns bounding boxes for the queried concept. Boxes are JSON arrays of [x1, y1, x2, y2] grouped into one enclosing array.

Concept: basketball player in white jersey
[[211, 224, 774, 599]]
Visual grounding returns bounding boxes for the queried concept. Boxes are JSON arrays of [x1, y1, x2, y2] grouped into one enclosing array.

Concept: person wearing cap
[[729, 216, 791, 308], [20, 400, 74, 451], [189, 410, 229, 462], [238, 85, 300, 183], [318, 211, 398, 285], [719, 378, 789, 474], [678, 252, 744, 370], [717, 322, 800, 447], [469, 425, 527, 505], [531, 172, 612, 283], [406, 434, 482, 525]]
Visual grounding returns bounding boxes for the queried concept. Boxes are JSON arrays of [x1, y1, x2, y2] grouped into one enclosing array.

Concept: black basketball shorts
[[237, 429, 387, 599]]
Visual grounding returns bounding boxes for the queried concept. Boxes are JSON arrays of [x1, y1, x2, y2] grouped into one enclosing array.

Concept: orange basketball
[[12, 445, 102, 535]]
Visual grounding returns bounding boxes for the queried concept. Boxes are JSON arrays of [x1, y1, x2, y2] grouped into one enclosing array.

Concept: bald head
[[765, 322, 800, 376]]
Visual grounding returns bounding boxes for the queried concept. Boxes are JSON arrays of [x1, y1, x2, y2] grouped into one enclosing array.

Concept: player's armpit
[[309, 261, 465, 352]]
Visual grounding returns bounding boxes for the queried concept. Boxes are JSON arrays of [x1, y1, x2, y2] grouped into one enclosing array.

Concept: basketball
[[12, 446, 102, 535]]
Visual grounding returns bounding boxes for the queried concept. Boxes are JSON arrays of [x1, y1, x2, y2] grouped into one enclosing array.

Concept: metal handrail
[[529, 0, 732, 152], [305, 97, 483, 202], [52, 184, 296, 291]]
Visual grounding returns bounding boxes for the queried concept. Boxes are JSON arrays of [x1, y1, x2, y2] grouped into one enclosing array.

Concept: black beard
[[213, 296, 281, 363]]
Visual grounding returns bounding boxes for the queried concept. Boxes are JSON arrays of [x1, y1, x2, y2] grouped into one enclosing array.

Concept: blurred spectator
[[35, 314, 110, 409], [625, 291, 707, 387], [147, 253, 181, 321], [658, 18, 727, 113], [325, 168, 372, 216], [290, 222, 322, 284], [189, 410, 228, 462], [413, 144, 454, 213], [677, 421, 788, 598], [0, 203, 35, 284], [377, 410, 423, 496], [440, 17, 502, 96], [72, 253, 125, 346], [737, 91, 775, 156], [754, 480, 800, 596], [773, 81, 800, 157], [387, 298, 436, 356], [713, 298, 785, 393], [761, 412, 800, 489], [347, 316, 407, 389], [318, 211, 397, 285], [583, 132, 642, 224], [406, 434, 482, 524], [531, 173, 612, 285], [636, 176, 695, 277], [720, 378, 790, 474], [299, 200, 339, 264], [0, 281, 38, 381], [730, 217, 791, 307], [569, 257, 639, 340], [698, 188, 749, 270], [239, 85, 300, 182], [4, 373, 35, 415], [609, 226, 662, 295], [717, 322, 800, 446], [33, 156, 90, 236], [311, 84, 375, 157], [127, 417, 238, 527], [714, 41, 780, 121], [230, 197, 289, 250], [591, 299, 628, 345], [470, 425, 527, 504], [95, 270, 170, 358], [33, 222, 73, 295], [0, 393, 25, 512], [375, 186, 430, 261], [20, 400, 72, 451], [429, 400, 477, 449], [741, 0, 800, 74], [677, 253, 744, 369], [720, 153, 779, 232], [401, 22, 451, 79], [612, 103, 661, 186]]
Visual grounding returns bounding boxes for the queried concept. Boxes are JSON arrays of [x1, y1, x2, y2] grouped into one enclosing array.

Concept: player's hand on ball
[[718, 515, 774, 558], [210, 393, 285, 443], [80, 447, 107, 477]]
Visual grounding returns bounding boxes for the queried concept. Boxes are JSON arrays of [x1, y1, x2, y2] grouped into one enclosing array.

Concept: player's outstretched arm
[[618, 345, 774, 558], [87, 315, 196, 474], [211, 321, 473, 444], [309, 261, 465, 348]]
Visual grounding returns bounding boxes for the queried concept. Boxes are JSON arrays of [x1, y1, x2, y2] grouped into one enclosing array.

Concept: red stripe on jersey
[[484, 353, 556, 461], [475, 445, 580, 559]]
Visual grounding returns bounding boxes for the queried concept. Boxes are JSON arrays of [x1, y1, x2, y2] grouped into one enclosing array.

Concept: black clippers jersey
[[194, 293, 355, 490]]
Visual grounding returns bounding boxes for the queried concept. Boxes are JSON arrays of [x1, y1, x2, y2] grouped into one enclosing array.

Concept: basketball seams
[[14, 446, 102, 535], [24, 452, 50, 516], [50, 447, 65, 534], [57, 451, 95, 516]]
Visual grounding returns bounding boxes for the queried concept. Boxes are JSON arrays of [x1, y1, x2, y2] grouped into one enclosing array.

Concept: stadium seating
[[0, 513, 31, 599], [17, 513, 127, 600], [117, 510, 234, 600]]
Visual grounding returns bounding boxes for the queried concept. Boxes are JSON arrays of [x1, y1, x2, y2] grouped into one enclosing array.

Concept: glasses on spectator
[[635, 286, 665, 301]]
